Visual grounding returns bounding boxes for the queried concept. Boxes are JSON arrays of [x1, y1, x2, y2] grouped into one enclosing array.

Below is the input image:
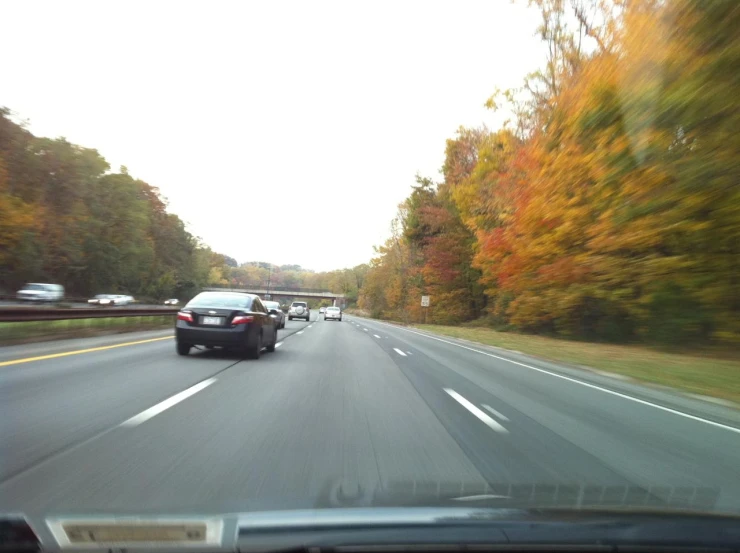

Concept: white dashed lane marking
[[121, 378, 217, 427], [444, 389, 508, 434], [482, 404, 510, 422]]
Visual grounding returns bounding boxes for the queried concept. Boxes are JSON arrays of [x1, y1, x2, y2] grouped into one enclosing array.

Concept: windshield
[[186, 292, 252, 309], [1, 0, 739, 540]]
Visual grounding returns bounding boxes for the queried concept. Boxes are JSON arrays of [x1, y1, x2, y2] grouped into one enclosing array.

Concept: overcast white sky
[[2, 0, 545, 271]]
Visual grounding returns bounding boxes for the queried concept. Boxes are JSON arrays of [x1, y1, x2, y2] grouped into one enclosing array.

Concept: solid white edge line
[[121, 378, 217, 427], [373, 334, 381, 339], [483, 404, 510, 422], [393, 348, 407, 357], [365, 319, 740, 435], [444, 388, 508, 433]]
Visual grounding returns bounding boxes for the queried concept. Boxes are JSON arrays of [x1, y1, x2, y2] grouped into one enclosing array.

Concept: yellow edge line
[[0, 336, 173, 368]]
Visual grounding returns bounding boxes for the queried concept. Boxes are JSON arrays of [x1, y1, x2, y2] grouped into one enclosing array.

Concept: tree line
[[358, 0, 739, 346], [0, 109, 368, 302]]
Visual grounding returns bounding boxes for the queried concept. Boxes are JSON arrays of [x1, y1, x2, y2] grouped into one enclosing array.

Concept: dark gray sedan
[[263, 300, 286, 329], [175, 291, 279, 358]]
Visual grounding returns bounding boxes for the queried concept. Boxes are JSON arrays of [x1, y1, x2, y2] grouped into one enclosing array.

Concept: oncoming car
[[16, 283, 64, 303], [88, 294, 133, 306], [288, 301, 310, 321], [324, 306, 342, 321], [175, 291, 279, 358]]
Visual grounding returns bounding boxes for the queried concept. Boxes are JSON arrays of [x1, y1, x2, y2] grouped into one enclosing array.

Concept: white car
[[17, 283, 64, 303], [319, 307, 327, 314], [288, 301, 310, 321], [88, 294, 133, 306], [324, 306, 342, 321], [163, 298, 179, 305]]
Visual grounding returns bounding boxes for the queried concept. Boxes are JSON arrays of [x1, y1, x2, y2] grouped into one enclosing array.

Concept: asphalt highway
[[1, 313, 740, 518]]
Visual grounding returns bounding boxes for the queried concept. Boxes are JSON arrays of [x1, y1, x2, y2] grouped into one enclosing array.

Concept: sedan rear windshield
[[327, 307, 340, 311], [263, 301, 280, 309], [186, 293, 252, 309]]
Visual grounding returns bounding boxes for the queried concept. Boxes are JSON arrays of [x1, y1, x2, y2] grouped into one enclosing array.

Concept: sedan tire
[[245, 333, 262, 360], [176, 341, 191, 356], [266, 332, 277, 352]]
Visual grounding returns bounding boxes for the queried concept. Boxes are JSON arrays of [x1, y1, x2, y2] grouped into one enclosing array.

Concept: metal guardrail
[[0, 308, 178, 322], [205, 285, 338, 294]]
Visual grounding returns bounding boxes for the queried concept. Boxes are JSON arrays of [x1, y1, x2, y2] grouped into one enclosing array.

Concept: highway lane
[[0, 312, 739, 517], [0, 315, 314, 484], [345, 316, 740, 511]]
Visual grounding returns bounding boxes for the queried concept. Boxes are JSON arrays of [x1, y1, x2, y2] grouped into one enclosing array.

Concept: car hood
[[6, 504, 740, 552]]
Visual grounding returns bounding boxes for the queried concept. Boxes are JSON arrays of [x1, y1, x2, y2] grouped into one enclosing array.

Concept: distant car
[[288, 301, 310, 321], [324, 306, 342, 321], [263, 300, 286, 329], [88, 294, 133, 306], [319, 307, 327, 314], [175, 291, 279, 358], [163, 298, 179, 305], [16, 283, 64, 303]]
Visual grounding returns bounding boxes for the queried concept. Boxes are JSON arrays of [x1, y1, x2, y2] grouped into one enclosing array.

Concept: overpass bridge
[[203, 286, 345, 305]]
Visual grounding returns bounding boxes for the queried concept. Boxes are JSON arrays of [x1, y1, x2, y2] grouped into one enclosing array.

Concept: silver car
[[324, 306, 342, 321], [288, 301, 310, 321], [17, 283, 64, 303]]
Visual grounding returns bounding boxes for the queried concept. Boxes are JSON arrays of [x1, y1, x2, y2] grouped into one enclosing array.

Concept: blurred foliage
[[0, 109, 214, 299], [359, 0, 739, 346], [0, 108, 369, 302]]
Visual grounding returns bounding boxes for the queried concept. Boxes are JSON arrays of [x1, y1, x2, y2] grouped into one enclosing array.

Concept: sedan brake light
[[177, 311, 193, 322], [232, 315, 255, 325]]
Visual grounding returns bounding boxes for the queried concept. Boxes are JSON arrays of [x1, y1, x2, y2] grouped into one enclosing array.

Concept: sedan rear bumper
[[176, 323, 251, 347]]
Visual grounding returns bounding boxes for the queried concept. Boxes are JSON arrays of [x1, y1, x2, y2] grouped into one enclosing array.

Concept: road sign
[[421, 295, 430, 307]]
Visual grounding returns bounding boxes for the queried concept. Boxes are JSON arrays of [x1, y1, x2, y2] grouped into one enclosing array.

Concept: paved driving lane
[[1, 313, 739, 516]]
